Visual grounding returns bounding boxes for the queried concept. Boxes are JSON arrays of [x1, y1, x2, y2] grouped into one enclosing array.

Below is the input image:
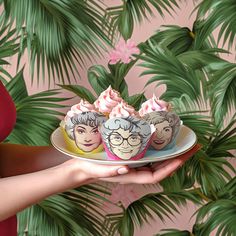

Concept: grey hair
[[65, 112, 107, 140], [100, 116, 152, 154], [143, 111, 180, 141]]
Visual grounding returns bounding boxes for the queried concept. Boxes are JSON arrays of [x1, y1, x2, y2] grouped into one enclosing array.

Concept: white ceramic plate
[[51, 125, 197, 167]]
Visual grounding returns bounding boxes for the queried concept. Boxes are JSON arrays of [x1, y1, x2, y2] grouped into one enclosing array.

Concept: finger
[[99, 144, 202, 184], [79, 161, 130, 178], [150, 159, 177, 171]]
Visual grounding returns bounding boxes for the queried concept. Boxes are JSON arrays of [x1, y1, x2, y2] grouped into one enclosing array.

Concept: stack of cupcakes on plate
[[61, 86, 181, 160]]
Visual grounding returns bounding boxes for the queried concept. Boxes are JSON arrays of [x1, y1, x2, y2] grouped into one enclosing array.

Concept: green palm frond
[[4, 70, 69, 145], [157, 178, 236, 236], [195, 0, 236, 50], [61, 63, 131, 101], [1, 0, 112, 84], [194, 177, 236, 236], [60, 61, 147, 110], [0, 25, 19, 82], [189, 150, 235, 197], [18, 184, 111, 236], [206, 114, 236, 157], [87, 63, 131, 97], [105, 0, 179, 40], [104, 190, 202, 236], [59, 84, 97, 104], [160, 160, 196, 192], [139, 44, 203, 103], [140, 22, 218, 55], [209, 61, 236, 126], [177, 49, 227, 71]]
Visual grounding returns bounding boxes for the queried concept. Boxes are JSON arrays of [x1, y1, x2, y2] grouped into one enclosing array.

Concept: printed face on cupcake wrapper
[[74, 124, 101, 152], [143, 111, 181, 150], [101, 117, 153, 160], [65, 112, 107, 153], [109, 128, 142, 159]]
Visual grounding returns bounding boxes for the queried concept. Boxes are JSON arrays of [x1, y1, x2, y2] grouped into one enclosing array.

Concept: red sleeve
[[0, 216, 17, 236], [0, 81, 17, 232], [0, 81, 17, 142]]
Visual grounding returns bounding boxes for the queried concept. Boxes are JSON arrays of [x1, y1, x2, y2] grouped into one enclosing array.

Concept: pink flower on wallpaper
[[109, 38, 140, 64]]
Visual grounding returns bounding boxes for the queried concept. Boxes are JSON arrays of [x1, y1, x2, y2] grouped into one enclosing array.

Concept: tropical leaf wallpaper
[[0, 0, 235, 235]]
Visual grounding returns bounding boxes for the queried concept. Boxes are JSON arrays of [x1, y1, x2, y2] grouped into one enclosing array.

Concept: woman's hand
[[100, 144, 201, 184], [58, 158, 130, 187]]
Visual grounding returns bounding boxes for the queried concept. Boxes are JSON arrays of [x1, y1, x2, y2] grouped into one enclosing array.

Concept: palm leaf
[[194, 177, 236, 236], [0, 24, 19, 81], [189, 150, 235, 197], [18, 184, 111, 236], [140, 22, 218, 56], [105, 0, 179, 40], [104, 190, 202, 236], [59, 84, 96, 104], [4, 70, 69, 145], [88, 62, 134, 98], [139, 44, 202, 104], [195, 0, 236, 50], [160, 160, 196, 192], [177, 49, 227, 71], [1, 0, 112, 84], [206, 114, 236, 157], [126, 93, 147, 111], [62, 61, 148, 108], [209, 62, 236, 126]]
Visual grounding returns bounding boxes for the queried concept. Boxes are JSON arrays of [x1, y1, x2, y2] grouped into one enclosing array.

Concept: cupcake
[[66, 99, 97, 118], [61, 100, 107, 154], [100, 101, 154, 160], [94, 85, 123, 117], [109, 100, 139, 119], [143, 111, 181, 150], [139, 94, 172, 117]]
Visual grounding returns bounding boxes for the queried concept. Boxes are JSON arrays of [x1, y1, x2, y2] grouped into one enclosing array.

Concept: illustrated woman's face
[[74, 124, 102, 152], [151, 120, 173, 150], [109, 128, 142, 160]]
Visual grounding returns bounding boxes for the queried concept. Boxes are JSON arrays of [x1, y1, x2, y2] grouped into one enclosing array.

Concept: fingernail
[[117, 167, 129, 175]]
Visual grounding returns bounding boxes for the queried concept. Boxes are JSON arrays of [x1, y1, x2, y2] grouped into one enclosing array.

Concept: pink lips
[[153, 140, 165, 145], [83, 143, 93, 147]]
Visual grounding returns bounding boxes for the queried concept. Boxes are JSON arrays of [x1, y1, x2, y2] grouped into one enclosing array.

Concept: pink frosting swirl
[[65, 99, 97, 121], [94, 85, 123, 113], [109, 101, 138, 118], [139, 94, 172, 117]]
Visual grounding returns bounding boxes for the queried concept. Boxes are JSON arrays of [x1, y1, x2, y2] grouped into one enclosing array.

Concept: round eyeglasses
[[109, 133, 142, 146]]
